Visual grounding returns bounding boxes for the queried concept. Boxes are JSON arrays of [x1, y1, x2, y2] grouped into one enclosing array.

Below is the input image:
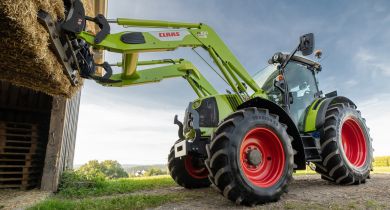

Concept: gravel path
[[153, 174, 390, 210]]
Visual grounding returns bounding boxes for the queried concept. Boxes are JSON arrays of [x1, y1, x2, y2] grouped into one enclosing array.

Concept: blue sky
[[74, 0, 390, 165]]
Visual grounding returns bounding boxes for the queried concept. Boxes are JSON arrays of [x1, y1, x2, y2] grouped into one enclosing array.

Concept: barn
[[0, 0, 107, 191]]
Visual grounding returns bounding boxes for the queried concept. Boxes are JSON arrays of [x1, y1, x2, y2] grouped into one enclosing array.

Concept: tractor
[[41, 0, 373, 205]]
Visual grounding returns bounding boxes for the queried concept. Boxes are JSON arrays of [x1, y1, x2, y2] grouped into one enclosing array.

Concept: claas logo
[[159, 32, 180, 37]]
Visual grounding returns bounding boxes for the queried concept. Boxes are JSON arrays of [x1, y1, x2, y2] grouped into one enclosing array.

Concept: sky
[[74, 0, 390, 165]]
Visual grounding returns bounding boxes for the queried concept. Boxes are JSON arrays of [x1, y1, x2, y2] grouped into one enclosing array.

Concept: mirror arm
[[280, 44, 300, 72]]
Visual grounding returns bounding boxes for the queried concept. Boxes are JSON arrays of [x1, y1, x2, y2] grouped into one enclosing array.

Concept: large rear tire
[[206, 108, 294, 205], [314, 102, 373, 184], [168, 145, 211, 189]]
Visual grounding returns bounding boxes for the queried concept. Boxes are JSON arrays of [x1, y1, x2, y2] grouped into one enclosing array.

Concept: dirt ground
[[154, 174, 390, 210], [0, 189, 51, 210], [0, 174, 389, 210]]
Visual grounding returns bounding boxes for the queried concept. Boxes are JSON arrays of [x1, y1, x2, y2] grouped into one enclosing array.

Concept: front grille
[[226, 94, 240, 110], [195, 97, 219, 127]]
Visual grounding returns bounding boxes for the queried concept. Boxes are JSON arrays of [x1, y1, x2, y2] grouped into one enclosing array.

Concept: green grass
[[58, 175, 175, 198], [373, 156, 390, 167], [29, 194, 181, 210], [294, 168, 317, 176], [372, 166, 390, 173], [30, 176, 180, 210]]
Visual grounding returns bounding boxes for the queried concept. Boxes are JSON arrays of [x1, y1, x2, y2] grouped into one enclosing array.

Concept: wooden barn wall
[[61, 90, 81, 171], [41, 91, 81, 191], [0, 81, 52, 189]]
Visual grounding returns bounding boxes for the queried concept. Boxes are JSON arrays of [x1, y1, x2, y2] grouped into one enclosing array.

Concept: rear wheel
[[314, 102, 373, 184], [168, 145, 211, 189], [206, 108, 294, 205]]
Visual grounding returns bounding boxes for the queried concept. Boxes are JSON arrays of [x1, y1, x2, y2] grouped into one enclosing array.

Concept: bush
[[58, 170, 106, 195], [77, 160, 128, 179]]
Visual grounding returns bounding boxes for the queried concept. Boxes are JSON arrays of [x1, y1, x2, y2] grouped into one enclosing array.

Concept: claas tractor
[[41, 0, 373, 205]]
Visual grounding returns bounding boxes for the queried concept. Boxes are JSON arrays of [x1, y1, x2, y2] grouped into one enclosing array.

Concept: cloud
[[358, 94, 390, 156], [74, 100, 183, 165], [355, 49, 390, 77]]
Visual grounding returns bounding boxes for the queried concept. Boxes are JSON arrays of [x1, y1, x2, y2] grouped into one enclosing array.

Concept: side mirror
[[299, 33, 315, 56], [273, 74, 285, 93]]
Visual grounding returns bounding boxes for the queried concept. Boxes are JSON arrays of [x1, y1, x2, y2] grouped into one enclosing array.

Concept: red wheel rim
[[184, 155, 208, 179], [341, 118, 367, 168], [240, 127, 285, 188]]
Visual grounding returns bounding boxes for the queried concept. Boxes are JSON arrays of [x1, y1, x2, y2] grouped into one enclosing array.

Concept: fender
[[304, 96, 356, 132], [237, 97, 306, 170]]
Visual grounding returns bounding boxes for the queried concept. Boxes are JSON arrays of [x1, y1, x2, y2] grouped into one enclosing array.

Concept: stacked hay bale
[[0, 0, 94, 97]]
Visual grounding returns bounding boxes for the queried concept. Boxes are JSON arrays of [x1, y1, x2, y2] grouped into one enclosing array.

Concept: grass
[[30, 175, 179, 210], [58, 175, 175, 198], [294, 168, 317, 176], [29, 194, 181, 210], [372, 166, 390, 173]]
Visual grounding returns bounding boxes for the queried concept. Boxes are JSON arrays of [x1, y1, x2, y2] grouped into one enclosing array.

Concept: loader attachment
[[37, 0, 114, 85], [37, 10, 80, 85]]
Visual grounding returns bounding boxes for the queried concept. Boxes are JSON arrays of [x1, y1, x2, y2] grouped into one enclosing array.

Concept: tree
[[144, 168, 166, 176], [100, 160, 129, 179], [77, 160, 128, 179]]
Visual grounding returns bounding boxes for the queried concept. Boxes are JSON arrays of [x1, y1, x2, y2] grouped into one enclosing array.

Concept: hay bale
[[0, 0, 94, 98]]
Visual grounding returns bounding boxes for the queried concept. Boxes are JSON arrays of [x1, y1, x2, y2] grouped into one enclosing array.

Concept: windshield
[[253, 64, 282, 104], [253, 61, 319, 129]]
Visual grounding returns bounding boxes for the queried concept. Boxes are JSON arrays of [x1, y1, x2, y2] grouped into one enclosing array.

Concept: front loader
[[41, 0, 373, 205]]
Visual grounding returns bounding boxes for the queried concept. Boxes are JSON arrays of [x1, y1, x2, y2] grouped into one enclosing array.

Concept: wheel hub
[[246, 149, 262, 166], [240, 127, 285, 188], [184, 155, 209, 179]]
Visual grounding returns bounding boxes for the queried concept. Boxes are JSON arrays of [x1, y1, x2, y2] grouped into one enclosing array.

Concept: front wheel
[[168, 145, 211, 189], [206, 108, 294, 205]]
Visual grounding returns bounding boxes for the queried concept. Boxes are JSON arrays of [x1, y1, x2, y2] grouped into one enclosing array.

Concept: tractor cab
[[253, 54, 322, 129]]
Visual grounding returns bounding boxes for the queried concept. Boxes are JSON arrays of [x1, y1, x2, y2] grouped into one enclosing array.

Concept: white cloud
[[342, 79, 358, 89], [358, 94, 390, 156], [74, 101, 183, 165], [355, 48, 390, 77]]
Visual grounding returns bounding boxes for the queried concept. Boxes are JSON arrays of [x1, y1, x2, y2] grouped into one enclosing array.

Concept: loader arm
[[104, 59, 218, 98], [58, 0, 264, 102], [78, 22, 261, 95]]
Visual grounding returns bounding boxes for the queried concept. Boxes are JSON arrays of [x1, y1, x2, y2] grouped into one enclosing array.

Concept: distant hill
[[123, 164, 168, 175], [73, 163, 168, 175]]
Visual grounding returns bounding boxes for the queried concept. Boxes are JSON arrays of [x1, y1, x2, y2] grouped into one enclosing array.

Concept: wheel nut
[[247, 149, 262, 166]]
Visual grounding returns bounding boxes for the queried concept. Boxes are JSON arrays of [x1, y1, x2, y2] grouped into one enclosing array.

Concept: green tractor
[[44, 0, 373, 205]]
